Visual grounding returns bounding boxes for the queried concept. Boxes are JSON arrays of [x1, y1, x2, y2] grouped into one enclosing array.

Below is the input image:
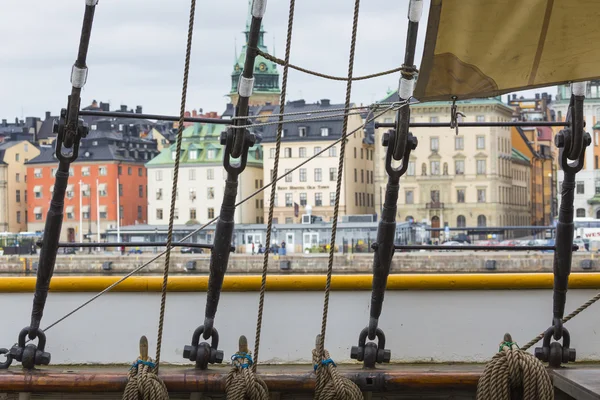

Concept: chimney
[[512, 94, 517, 100], [45, 111, 51, 119], [321, 99, 330, 106], [15, 117, 19, 124], [92, 100, 98, 108], [136, 106, 142, 114], [542, 92, 548, 99], [192, 109, 197, 117], [100, 102, 110, 111], [535, 93, 540, 99], [549, 94, 552, 102], [120, 105, 127, 112], [1, 119, 6, 127]]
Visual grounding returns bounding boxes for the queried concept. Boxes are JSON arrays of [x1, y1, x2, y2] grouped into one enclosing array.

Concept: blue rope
[[314, 358, 336, 371], [231, 352, 254, 369], [130, 359, 156, 370]]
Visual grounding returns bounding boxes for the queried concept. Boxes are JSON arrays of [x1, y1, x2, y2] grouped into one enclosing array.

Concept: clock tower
[[228, 1, 281, 106]]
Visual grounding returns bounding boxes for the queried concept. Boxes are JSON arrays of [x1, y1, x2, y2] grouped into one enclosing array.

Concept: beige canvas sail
[[414, 0, 600, 102]]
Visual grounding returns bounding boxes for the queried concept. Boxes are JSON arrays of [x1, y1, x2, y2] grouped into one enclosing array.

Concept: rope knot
[[122, 336, 169, 400], [225, 336, 269, 400], [231, 352, 254, 369], [312, 338, 362, 400], [313, 358, 336, 371]]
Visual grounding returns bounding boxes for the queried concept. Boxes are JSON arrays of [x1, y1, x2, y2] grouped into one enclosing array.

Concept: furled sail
[[414, 0, 600, 102]]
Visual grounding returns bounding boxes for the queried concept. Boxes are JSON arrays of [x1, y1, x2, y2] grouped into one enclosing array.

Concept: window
[[300, 193, 307, 206], [320, 127, 329, 136], [35, 210, 43, 220], [15, 153, 19, 162], [82, 210, 90, 219], [284, 148, 292, 158], [457, 189, 465, 203], [354, 148, 357, 158], [430, 137, 439, 151], [207, 169, 214, 180], [285, 169, 292, 182], [128, 167, 132, 175], [476, 115, 485, 122], [99, 185, 107, 197], [298, 126, 307, 137], [455, 136, 464, 150], [189, 149, 198, 160], [16, 190, 20, 202], [361, 170, 364, 183], [577, 181, 585, 194], [457, 215, 466, 228], [139, 185, 144, 198], [137, 206, 143, 220], [99, 166, 107, 176], [155, 171, 163, 181], [455, 160, 465, 175], [299, 168, 307, 182], [405, 190, 414, 204], [186, 168, 195, 181], [138, 168, 143, 176], [299, 147, 307, 158], [407, 161, 416, 176], [15, 173, 19, 182], [156, 209, 163, 220], [283, 217, 292, 224], [189, 188, 197, 200], [314, 147, 322, 156], [208, 208, 215, 219], [430, 161, 440, 175], [285, 193, 293, 207], [118, 166, 122, 175], [270, 148, 276, 159], [477, 189, 486, 203], [329, 168, 336, 181], [34, 187, 42, 198], [314, 168, 322, 182], [430, 116, 439, 123], [34, 168, 42, 178], [477, 215, 487, 227], [576, 208, 586, 218], [430, 190, 440, 203], [329, 192, 335, 206], [174, 208, 179, 219], [190, 208, 197, 220], [118, 184, 123, 196], [207, 149, 217, 159], [476, 136, 485, 149], [361, 148, 364, 159], [476, 160, 486, 175], [315, 193, 323, 206]]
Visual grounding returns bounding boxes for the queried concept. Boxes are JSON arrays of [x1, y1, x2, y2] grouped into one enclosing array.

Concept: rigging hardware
[[534, 82, 591, 368], [449, 96, 466, 135], [0, 0, 98, 370]]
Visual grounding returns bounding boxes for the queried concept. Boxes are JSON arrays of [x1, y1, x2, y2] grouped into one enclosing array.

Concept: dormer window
[[171, 150, 176, 160], [189, 149, 198, 160], [320, 127, 329, 137], [91, 125, 97, 130], [207, 149, 216, 160], [299, 127, 307, 137]]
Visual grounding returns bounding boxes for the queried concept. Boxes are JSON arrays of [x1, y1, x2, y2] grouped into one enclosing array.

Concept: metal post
[[116, 177, 120, 243]]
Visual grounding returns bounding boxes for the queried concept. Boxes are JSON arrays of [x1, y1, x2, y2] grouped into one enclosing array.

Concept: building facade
[[27, 124, 158, 241], [551, 82, 600, 219], [259, 99, 375, 223], [146, 122, 264, 226], [0, 141, 40, 232], [374, 93, 530, 236]]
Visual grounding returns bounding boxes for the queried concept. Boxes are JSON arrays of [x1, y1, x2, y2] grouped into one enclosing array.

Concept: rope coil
[[226, 336, 269, 400], [476, 334, 553, 400], [123, 337, 169, 400], [312, 345, 362, 400]]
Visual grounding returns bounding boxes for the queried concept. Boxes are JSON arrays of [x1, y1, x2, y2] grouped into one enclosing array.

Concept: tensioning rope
[[476, 334, 553, 400], [123, 0, 196, 398], [313, 0, 362, 399], [226, 0, 296, 398]]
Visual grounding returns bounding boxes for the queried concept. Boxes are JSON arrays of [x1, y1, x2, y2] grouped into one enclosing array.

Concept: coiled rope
[[226, 336, 269, 399], [123, 336, 169, 400], [313, 0, 362, 399], [476, 334, 553, 400]]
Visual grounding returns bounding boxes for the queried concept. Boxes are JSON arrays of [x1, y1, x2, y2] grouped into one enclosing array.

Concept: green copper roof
[[146, 123, 263, 168], [511, 148, 530, 164], [230, 1, 280, 94]]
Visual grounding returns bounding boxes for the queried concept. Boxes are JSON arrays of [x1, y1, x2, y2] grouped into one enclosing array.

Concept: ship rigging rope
[[313, 0, 362, 398], [124, 0, 196, 398], [255, 48, 404, 82], [476, 335, 552, 400], [32, 102, 403, 341], [226, 0, 296, 398]]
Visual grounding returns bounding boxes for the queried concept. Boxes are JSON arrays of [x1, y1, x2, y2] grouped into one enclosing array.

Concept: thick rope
[[312, 346, 363, 400], [154, 0, 197, 373], [123, 357, 169, 400], [256, 48, 401, 81], [226, 350, 269, 399], [314, 1, 362, 399], [477, 335, 553, 400]]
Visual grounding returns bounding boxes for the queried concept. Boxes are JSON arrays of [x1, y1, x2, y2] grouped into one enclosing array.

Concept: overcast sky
[[0, 0, 551, 120]]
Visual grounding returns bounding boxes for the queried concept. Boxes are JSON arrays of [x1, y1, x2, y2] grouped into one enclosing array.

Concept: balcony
[[426, 202, 445, 209]]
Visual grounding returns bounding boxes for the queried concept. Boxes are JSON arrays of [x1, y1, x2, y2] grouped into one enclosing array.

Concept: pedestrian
[[280, 240, 286, 256]]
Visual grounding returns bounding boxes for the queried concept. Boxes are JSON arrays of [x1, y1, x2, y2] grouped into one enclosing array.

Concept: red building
[[26, 120, 160, 242]]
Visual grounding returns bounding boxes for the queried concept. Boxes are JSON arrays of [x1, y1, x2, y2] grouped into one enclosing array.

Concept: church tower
[[228, 1, 281, 106]]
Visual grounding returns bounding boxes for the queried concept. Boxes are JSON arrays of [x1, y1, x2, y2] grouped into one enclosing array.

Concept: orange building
[[26, 126, 159, 242]]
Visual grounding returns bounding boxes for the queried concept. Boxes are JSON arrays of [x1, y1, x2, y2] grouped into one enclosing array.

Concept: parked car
[[450, 234, 471, 244], [573, 238, 588, 252], [181, 247, 204, 254], [498, 240, 519, 246]]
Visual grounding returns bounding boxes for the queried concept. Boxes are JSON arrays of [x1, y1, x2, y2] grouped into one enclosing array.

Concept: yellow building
[[260, 100, 375, 223], [0, 141, 40, 232]]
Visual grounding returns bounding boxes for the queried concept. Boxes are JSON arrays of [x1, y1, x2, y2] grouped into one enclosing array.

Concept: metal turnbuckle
[[535, 326, 576, 368], [351, 328, 391, 369], [2, 328, 51, 370], [183, 325, 224, 370]]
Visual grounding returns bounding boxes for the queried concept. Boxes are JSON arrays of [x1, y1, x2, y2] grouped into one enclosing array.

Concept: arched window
[[596, 209, 600, 219], [421, 163, 427, 176], [477, 215, 487, 227], [457, 215, 466, 228], [405, 215, 414, 223], [576, 208, 586, 218]]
